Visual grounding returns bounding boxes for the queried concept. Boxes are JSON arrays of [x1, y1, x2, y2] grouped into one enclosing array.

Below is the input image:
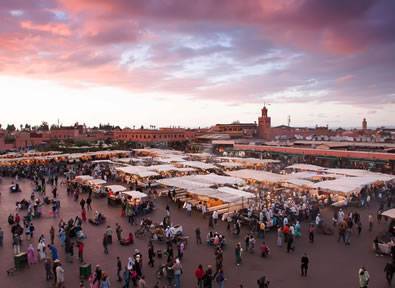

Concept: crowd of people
[[0, 159, 394, 287]]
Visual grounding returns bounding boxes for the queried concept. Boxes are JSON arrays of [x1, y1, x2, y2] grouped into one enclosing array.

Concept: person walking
[[105, 225, 113, 244], [308, 224, 315, 243], [172, 258, 183, 288], [103, 234, 109, 254], [12, 233, 21, 255], [78, 241, 84, 263], [55, 261, 65, 288], [195, 227, 202, 244], [87, 197, 92, 211], [44, 258, 53, 280], [368, 215, 373, 232], [123, 266, 130, 288], [287, 233, 294, 253], [80, 198, 86, 210], [195, 264, 205, 288], [148, 244, 155, 267], [215, 268, 225, 288], [235, 243, 242, 266], [358, 266, 370, 288], [384, 262, 394, 285], [116, 256, 122, 282], [101, 273, 111, 288], [301, 253, 309, 277], [116, 223, 123, 242], [50, 226, 55, 245]]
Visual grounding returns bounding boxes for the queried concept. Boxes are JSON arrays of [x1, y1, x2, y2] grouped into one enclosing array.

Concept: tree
[[24, 124, 31, 131], [39, 121, 49, 131], [6, 124, 16, 132]]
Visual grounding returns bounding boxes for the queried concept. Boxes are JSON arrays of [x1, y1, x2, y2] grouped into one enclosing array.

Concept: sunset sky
[[0, 0, 394, 128]]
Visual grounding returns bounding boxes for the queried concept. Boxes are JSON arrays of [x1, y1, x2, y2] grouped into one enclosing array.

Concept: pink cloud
[[20, 20, 71, 36], [0, 0, 393, 108]]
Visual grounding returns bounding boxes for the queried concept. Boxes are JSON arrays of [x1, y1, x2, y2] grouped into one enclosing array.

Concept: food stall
[[176, 161, 218, 172], [115, 166, 160, 185], [121, 190, 148, 208], [106, 185, 128, 206], [73, 175, 94, 184], [86, 179, 107, 195]]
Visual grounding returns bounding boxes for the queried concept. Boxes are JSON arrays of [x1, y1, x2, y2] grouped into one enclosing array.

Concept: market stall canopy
[[218, 157, 280, 165], [105, 185, 127, 193], [86, 179, 107, 185], [187, 187, 253, 203], [313, 174, 395, 194], [283, 179, 315, 188], [91, 160, 114, 164], [226, 169, 284, 183], [116, 166, 159, 178], [156, 173, 244, 189], [217, 187, 255, 199], [325, 168, 383, 177], [179, 161, 217, 170], [157, 178, 211, 190], [216, 162, 243, 169], [381, 209, 395, 219], [282, 172, 319, 180], [121, 190, 148, 199], [153, 156, 187, 163], [146, 164, 195, 173], [286, 164, 327, 172], [113, 157, 145, 164], [189, 173, 245, 186], [74, 175, 94, 182]]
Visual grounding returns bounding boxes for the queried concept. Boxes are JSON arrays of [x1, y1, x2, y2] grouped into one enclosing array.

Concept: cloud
[[0, 0, 393, 110], [20, 20, 71, 36]]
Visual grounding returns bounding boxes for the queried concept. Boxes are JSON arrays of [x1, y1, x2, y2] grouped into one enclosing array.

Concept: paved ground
[[0, 177, 391, 287]]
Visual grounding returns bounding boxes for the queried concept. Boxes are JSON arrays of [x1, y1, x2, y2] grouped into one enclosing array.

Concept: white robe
[[38, 241, 46, 260]]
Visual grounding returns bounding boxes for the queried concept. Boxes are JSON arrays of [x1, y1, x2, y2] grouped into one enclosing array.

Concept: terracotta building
[[212, 123, 257, 138], [113, 128, 193, 143]]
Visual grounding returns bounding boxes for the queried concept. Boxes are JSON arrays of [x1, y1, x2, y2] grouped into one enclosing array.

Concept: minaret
[[258, 105, 271, 140], [362, 118, 367, 130]]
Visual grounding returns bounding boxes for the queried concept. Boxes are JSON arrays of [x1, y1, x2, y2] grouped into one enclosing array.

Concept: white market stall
[[106, 184, 128, 205]]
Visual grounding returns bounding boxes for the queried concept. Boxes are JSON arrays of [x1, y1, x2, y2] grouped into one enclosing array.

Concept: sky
[[0, 0, 394, 129]]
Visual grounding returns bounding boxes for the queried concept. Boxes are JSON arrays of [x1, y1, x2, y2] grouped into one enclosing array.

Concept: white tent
[[313, 175, 394, 194], [156, 173, 244, 189], [226, 169, 284, 183], [282, 172, 319, 180], [283, 179, 315, 188], [216, 162, 243, 169], [116, 166, 159, 178], [180, 161, 218, 170], [75, 175, 94, 181], [147, 164, 195, 173], [121, 190, 148, 199], [86, 179, 107, 185], [105, 185, 127, 193], [217, 186, 255, 199], [286, 164, 327, 172]]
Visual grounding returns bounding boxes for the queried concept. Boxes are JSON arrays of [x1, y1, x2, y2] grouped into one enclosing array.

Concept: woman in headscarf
[[27, 243, 37, 265]]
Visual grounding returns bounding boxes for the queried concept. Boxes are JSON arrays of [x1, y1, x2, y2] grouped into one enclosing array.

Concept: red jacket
[[195, 267, 205, 280]]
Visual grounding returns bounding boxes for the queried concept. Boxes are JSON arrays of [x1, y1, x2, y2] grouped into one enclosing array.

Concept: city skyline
[[1, 0, 394, 127]]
